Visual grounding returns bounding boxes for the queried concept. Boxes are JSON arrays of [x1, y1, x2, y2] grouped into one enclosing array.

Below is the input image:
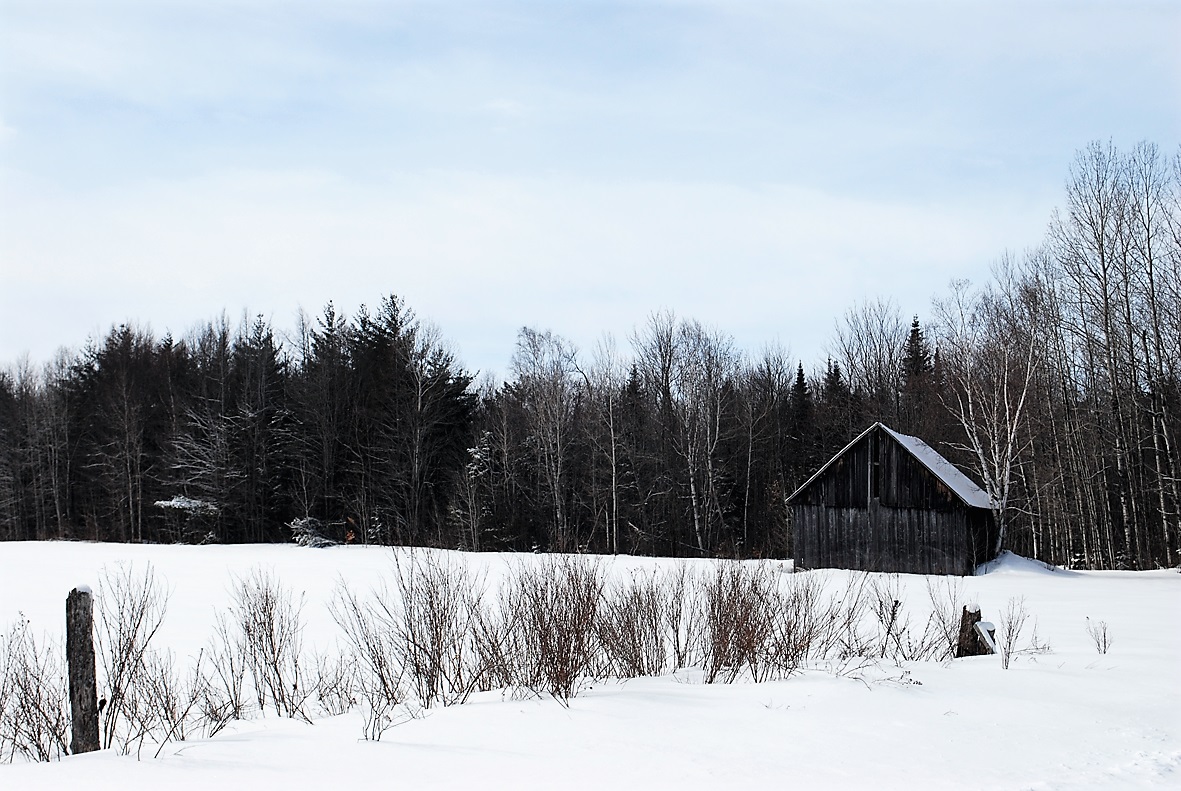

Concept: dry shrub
[[331, 580, 413, 740], [699, 562, 777, 683], [661, 564, 697, 669], [997, 596, 1030, 669], [3, 564, 267, 762], [0, 617, 69, 762], [331, 547, 500, 738], [696, 564, 892, 684], [763, 572, 829, 676], [925, 577, 966, 660], [1085, 617, 1112, 654], [868, 575, 951, 663], [96, 563, 169, 753], [114, 648, 211, 759], [96, 565, 244, 754], [469, 598, 518, 693], [0, 553, 1028, 753], [205, 610, 252, 728], [598, 567, 678, 678], [813, 572, 874, 659], [332, 550, 487, 723], [217, 569, 312, 720], [390, 552, 486, 707], [307, 649, 357, 717], [502, 554, 605, 702]]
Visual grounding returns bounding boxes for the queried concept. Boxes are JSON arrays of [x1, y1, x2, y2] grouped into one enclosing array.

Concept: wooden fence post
[[954, 604, 995, 658], [66, 586, 100, 754]]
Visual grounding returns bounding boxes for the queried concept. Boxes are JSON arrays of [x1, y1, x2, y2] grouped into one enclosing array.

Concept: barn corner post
[[65, 586, 100, 755]]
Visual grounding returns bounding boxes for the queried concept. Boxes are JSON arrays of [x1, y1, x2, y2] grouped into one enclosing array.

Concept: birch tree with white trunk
[[935, 275, 1040, 556]]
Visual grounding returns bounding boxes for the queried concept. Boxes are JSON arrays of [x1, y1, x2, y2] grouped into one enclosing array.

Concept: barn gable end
[[787, 423, 999, 575]]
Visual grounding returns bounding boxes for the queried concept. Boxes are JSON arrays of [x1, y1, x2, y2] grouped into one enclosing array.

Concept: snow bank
[[977, 549, 1078, 576]]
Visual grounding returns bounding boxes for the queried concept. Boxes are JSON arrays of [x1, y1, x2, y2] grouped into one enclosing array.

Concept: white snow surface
[[880, 425, 995, 509], [1, 542, 1178, 790]]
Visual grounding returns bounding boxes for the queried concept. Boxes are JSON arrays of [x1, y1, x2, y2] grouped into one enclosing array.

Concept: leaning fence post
[[66, 586, 100, 754]]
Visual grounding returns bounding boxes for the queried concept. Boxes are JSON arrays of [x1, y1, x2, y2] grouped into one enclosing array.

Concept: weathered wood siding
[[790, 425, 997, 575]]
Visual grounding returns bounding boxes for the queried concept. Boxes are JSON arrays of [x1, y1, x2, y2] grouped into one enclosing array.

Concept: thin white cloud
[[1, 1, 1177, 374], [0, 167, 1049, 374], [483, 99, 526, 117]]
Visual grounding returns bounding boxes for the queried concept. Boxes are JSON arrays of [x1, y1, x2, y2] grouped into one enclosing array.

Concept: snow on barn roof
[[786, 422, 994, 510], [878, 425, 994, 509]]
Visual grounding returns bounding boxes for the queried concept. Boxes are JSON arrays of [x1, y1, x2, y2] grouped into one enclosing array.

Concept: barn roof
[[786, 422, 995, 510]]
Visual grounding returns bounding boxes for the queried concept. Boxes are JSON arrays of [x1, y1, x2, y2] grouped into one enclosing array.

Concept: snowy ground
[[1, 542, 1178, 790]]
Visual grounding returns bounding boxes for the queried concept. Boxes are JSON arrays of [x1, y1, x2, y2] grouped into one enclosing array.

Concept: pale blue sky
[[2, 1, 1178, 376]]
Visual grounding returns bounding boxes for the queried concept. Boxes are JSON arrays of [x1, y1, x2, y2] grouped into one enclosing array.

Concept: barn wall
[[879, 438, 961, 510], [966, 508, 1001, 568], [792, 434, 871, 508], [792, 504, 977, 575]]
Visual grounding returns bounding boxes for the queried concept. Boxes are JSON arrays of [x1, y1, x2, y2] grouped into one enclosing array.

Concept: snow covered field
[[1, 541, 1178, 790]]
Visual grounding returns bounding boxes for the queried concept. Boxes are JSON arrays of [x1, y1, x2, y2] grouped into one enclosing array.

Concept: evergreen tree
[[228, 315, 293, 543], [815, 358, 859, 461], [289, 302, 352, 528], [899, 316, 934, 434]]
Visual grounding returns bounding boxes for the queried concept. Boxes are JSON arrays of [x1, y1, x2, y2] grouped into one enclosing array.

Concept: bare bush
[[594, 564, 700, 680], [204, 610, 252, 729], [331, 583, 413, 741], [1026, 620, 1052, 656], [696, 565, 894, 683], [813, 573, 874, 659], [700, 562, 777, 683], [93, 565, 226, 755], [763, 573, 829, 676], [356, 672, 420, 742], [222, 569, 311, 720], [107, 647, 211, 759], [867, 575, 949, 662], [997, 596, 1029, 669], [391, 552, 487, 707], [502, 555, 605, 702], [869, 575, 906, 659], [661, 564, 697, 670], [96, 563, 169, 753], [1085, 618, 1112, 654], [3, 554, 1051, 756], [307, 649, 356, 718], [925, 577, 966, 660], [468, 588, 522, 693], [0, 617, 70, 763], [598, 568, 673, 678], [332, 550, 489, 720]]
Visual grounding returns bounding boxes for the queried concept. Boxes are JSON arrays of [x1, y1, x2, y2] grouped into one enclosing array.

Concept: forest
[[0, 141, 1177, 569]]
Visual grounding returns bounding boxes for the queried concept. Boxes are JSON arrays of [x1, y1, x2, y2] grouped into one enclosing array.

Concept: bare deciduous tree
[[832, 297, 908, 422], [511, 328, 581, 550]]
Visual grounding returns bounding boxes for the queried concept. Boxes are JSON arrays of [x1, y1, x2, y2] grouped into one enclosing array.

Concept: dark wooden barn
[[787, 423, 999, 575]]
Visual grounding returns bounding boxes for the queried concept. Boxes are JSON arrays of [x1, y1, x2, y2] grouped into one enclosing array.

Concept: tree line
[[1, 140, 1177, 568]]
